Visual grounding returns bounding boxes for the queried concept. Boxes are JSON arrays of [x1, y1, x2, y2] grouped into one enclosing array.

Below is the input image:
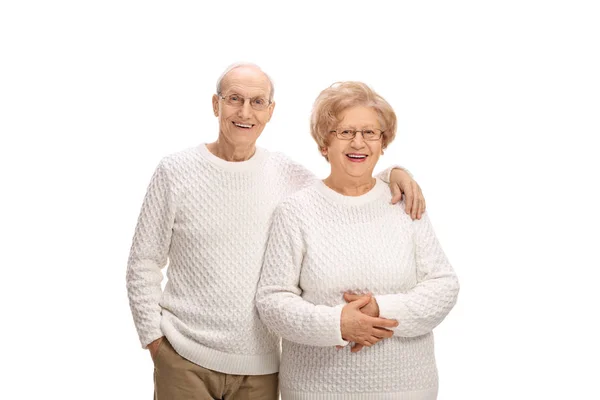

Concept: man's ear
[[212, 94, 219, 117], [266, 101, 276, 122]]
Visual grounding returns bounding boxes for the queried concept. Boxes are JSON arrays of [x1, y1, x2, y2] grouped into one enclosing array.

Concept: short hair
[[310, 81, 397, 161], [216, 62, 275, 102]]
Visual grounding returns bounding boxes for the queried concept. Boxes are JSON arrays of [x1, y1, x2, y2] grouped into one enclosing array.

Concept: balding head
[[216, 63, 275, 101]]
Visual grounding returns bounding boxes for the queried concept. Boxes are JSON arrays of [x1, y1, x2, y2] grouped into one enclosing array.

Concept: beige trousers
[[153, 339, 278, 400]]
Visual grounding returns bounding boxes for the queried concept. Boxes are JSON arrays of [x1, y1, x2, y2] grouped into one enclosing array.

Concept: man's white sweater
[[126, 144, 395, 375], [256, 179, 459, 399]]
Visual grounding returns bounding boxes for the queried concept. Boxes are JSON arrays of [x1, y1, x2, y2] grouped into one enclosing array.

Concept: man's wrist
[[390, 166, 412, 179]]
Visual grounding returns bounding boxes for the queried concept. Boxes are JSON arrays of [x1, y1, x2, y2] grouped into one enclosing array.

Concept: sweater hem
[[161, 320, 279, 375], [281, 387, 438, 400]]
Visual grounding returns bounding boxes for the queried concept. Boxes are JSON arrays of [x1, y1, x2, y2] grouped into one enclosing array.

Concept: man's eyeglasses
[[218, 93, 271, 111], [330, 129, 384, 141]]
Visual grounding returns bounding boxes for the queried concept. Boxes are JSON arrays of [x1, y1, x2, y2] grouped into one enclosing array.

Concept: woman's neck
[[323, 175, 375, 196]]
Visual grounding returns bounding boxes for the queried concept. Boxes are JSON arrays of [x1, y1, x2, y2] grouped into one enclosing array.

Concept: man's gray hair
[[216, 62, 275, 101]]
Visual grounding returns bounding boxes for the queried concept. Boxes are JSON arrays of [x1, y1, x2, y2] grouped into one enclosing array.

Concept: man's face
[[212, 66, 275, 148]]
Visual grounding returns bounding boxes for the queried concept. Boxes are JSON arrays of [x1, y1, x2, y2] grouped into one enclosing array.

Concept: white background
[[1, 1, 599, 399]]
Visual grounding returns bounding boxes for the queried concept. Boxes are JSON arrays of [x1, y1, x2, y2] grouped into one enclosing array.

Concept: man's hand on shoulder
[[388, 168, 426, 220]]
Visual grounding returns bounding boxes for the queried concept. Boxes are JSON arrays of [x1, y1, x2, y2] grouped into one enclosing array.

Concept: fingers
[[351, 340, 379, 353], [148, 337, 164, 361], [406, 181, 420, 220], [412, 183, 425, 219], [412, 183, 420, 220], [370, 316, 399, 329], [350, 343, 364, 353], [358, 330, 391, 346], [418, 186, 426, 219], [350, 294, 372, 309], [393, 180, 425, 220], [390, 183, 402, 205], [360, 328, 393, 346], [403, 186, 414, 218], [359, 336, 384, 347], [372, 327, 394, 339], [411, 182, 420, 220], [350, 339, 383, 352], [348, 329, 393, 353], [343, 292, 359, 302], [344, 292, 371, 302]]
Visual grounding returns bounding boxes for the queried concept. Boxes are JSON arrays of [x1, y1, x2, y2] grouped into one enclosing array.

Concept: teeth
[[347, 154, 367, 159], [234, 123, 252, 128]]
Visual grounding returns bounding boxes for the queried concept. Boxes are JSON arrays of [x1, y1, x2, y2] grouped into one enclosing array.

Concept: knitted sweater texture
[[126, 144, 395, 375], [256, 179, 459, 399]]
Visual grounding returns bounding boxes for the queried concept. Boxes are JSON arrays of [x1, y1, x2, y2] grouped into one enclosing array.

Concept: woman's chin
[[332, 173, 374, 182]]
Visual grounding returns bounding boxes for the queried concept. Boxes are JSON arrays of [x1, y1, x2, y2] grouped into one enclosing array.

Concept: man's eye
[[229, 95, 241, 102], [253, 98, 266, 105]]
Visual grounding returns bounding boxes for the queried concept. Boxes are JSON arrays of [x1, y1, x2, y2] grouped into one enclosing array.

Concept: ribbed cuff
[[376, 165, 412, 184], [374, 293, 408, 324], [328, 304, 349, 347], [140, 327, 164, 349]]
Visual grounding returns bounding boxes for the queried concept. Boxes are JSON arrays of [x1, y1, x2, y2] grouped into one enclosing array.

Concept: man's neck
[[206, 139, 256, 162]]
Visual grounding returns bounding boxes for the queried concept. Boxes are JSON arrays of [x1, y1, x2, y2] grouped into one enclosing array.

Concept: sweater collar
[[315, 178, 387, 206], [197, 144, 268, 172]]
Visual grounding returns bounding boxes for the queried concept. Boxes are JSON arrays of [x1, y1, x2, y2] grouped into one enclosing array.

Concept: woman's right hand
[[340, 295, 397, 351]]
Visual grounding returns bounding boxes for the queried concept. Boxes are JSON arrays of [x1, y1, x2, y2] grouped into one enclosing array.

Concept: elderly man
[[127, 63, 426, 400]]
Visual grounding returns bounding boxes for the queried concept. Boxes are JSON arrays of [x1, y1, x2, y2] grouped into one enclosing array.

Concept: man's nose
[[239, 100, 253, 119]]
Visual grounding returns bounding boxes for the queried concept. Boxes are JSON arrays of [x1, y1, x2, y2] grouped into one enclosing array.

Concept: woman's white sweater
[[256, 179, 459, 399]]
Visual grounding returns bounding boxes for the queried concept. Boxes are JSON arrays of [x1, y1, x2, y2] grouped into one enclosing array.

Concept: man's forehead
[[221, 67, 271, 95]]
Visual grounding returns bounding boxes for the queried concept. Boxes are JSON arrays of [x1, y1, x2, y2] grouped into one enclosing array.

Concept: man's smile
[[233, 122, 254, 129]]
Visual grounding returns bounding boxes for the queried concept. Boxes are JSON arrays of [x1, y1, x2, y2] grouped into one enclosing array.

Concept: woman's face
[[324, 106, 383, 182]]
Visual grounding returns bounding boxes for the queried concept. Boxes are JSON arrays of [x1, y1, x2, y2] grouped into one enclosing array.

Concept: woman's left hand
[[340, 292, 390, 353], [343, 292, 379, 317]]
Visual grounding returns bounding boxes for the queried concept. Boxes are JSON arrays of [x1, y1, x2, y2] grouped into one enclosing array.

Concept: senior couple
[[127, 63, 459, 399]]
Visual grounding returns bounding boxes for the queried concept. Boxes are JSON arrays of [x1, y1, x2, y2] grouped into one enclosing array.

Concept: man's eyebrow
[[224, 92, 267, 97]]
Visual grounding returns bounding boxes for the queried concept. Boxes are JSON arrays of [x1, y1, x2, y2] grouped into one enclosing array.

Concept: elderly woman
[[256, 82, 459, 399]]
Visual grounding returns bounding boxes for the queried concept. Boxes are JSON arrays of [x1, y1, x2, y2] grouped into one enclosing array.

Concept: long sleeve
[[288, 158, 319, 191], [375, 165, 412, 184], [256, 205, 348, 347], [375, 213, 459, 337], [126, 160, 177, 348]]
